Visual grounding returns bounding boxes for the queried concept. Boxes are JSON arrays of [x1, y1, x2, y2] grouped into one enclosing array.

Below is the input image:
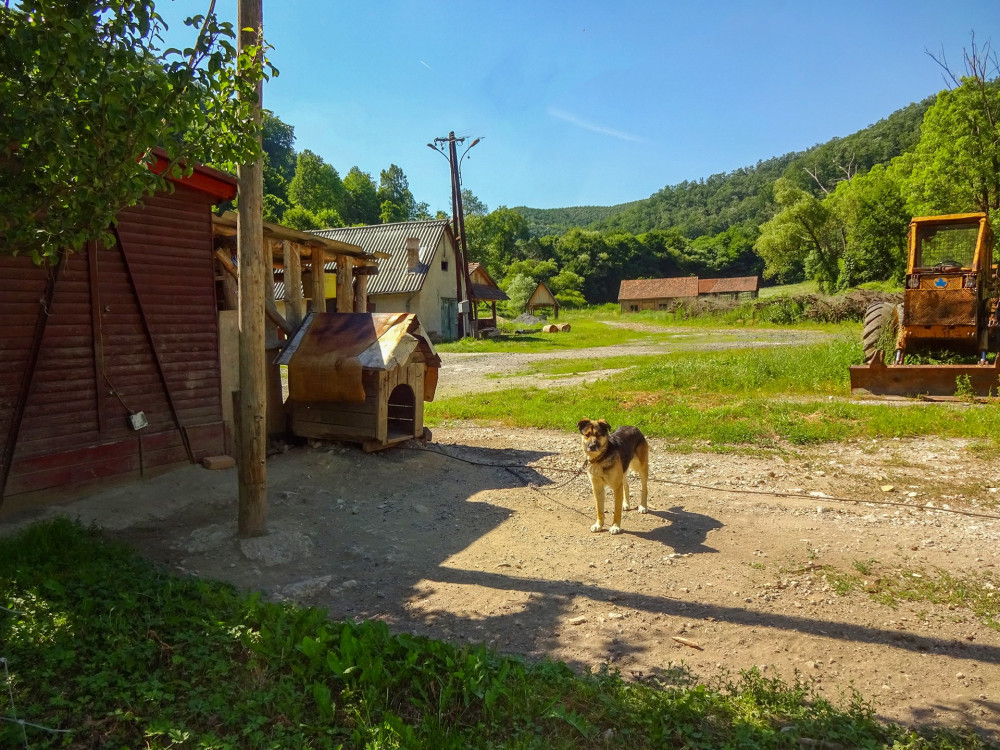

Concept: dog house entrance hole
[[387, 384, 416, 439]]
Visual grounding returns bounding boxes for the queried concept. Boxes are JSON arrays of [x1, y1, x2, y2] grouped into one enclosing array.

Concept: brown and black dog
[[577, 419, 649, 534]]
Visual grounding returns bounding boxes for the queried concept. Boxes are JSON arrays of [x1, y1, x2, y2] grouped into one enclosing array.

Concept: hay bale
[[557, 323, 571, 332], [542, 324, 559, 333]]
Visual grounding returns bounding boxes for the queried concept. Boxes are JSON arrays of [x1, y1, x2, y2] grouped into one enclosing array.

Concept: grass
[[426, 335, 1000, 452], [822, 561, 1000, 630], [759, 281, 820, 298], [1, 519, 993, 749], [436, 313, 672, 354], [435, 308, 854, 355]]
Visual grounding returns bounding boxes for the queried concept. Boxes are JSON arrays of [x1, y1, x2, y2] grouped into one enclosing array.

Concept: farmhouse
[[309, 220, 467, 342], [0, 157, 237, 510]]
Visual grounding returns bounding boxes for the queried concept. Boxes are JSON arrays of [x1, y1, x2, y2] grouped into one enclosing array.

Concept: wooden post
[[284, 239, 304, 330], [336, 255, 354, 313], [356, 268, 368, 312], [236, 0, 267, 537], [311, 249, 326, 313]]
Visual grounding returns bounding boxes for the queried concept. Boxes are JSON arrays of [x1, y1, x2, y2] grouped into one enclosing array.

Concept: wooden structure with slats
[[0, 168, 238, 510], [277, 312, 440, 452]]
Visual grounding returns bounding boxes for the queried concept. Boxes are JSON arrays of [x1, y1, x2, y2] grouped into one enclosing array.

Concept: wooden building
[[467, 262, 508, 331], [0, 161, 237, 510], [278, 312, 440, 452], [526, 281, 560, 319], [697, 276, 759, 300]]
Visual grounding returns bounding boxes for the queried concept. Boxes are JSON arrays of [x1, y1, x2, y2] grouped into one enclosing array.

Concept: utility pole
[[236, 0, 267, 537], [428, 132, 481, 338]]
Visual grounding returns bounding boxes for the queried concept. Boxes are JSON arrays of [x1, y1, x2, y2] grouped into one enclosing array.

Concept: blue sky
[[160, 1, 999, 215]]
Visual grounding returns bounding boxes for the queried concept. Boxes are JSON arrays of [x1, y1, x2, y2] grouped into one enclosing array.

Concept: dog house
[[278, 312, 440, 451]]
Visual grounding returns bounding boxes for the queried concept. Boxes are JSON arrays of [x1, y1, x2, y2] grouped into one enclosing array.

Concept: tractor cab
[[899, 213, 994, 359]]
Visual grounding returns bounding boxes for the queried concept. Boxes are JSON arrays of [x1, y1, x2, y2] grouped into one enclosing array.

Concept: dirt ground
[[4, 324, 1000, 741]]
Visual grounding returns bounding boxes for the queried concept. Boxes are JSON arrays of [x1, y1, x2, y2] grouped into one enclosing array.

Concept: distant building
[[526, 281, 560, 319], [618, 277, 699, 312], [697, 276, 760, 300], [618, 276, 759, 312], [467, 262, 508, 331]]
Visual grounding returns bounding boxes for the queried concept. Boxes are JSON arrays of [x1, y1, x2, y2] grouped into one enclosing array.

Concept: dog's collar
[[587, 448, 609, 465]]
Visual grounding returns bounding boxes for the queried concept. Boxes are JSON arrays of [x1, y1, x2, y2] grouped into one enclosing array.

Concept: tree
[[755, 178, 845, 291], [461, 189, 488, 218], [342, 166, 379, 225], [0, 0, 272, 262], [500, 273, 536, 318], [261, 110, 296, 203], [288, 149, 346, 215], [465, 207, 530, 277], [906, 72, 1000, 217], [377, 164, 415, 222], [832, 164, 909, 286]]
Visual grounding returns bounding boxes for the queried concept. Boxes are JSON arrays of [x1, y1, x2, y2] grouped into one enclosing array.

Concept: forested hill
[[514, 95, 933, 239], [511, 202, 639, 237]]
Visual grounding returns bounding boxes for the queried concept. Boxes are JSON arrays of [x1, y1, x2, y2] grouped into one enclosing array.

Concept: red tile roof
[[618, 277, 699, 301]]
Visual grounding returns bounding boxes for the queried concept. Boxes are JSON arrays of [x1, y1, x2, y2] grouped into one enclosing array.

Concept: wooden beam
[[284, 239, 304, 330], [311, 250, 326, 313], [336, 255, 354, 313], [355, 268, 368, 313], [236, 0, 267, 537]]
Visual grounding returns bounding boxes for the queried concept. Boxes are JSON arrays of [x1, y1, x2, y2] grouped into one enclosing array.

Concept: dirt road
[[4, 324, 999, 740]]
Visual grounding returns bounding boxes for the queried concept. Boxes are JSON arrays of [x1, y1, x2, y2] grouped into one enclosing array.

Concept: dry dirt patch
[[6, 425, 1000, 740]]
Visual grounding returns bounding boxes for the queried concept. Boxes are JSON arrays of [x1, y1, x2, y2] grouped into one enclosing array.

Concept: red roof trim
[[147, 149, 238, 202]]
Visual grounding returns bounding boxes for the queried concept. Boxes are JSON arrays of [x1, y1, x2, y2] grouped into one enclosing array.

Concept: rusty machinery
[[849, 212, 1000, 397]]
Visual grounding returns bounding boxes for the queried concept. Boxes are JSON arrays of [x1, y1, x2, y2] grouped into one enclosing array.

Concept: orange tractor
[[849, 212, 1000, 397]]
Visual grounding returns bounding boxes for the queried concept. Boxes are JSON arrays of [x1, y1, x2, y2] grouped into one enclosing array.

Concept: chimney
[[406, 237, 420, 272]]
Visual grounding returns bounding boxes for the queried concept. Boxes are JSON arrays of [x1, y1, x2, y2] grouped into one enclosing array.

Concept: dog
[[577, 419, 649, 535]]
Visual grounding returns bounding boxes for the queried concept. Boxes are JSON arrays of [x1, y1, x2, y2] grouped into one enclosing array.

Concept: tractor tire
[[862, 302, 898, 363]]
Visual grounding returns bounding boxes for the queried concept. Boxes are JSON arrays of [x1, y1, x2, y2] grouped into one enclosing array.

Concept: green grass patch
[[759, 281, 820, 298], [823, 561, 1000, 629], [427, 337, 1000, 451], [436, 314, 670, 353], [1, 520, 992, 749]]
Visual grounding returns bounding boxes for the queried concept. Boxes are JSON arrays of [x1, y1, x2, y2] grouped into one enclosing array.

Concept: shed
[[0, 159, 237, 510], [468, 262, 508, 331], [618, 277, 699, 312], [277, 312, 441, 452], [526, 281, 560, 319]]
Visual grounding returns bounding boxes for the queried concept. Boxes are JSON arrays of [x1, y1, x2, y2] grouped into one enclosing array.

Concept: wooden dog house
[[278, 312, 440, 451]]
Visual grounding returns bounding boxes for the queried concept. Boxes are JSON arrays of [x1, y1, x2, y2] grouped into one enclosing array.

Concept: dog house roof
[[277, 312, 441, 403]]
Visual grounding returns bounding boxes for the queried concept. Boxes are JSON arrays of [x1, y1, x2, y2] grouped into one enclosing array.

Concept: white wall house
[[312, 220, 466, 341]]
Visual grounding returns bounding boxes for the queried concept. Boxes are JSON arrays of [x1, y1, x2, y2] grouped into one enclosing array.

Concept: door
[[440, 298, 458, 341]]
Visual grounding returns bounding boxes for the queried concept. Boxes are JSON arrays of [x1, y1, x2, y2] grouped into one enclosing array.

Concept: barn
[[0, 157, 237, 511]]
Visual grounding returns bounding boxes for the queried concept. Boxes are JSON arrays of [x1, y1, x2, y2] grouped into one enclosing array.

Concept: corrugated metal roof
[[312, 220, 452, 295], [698, 276, 759, 294], [618, 277, 699, 300]]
